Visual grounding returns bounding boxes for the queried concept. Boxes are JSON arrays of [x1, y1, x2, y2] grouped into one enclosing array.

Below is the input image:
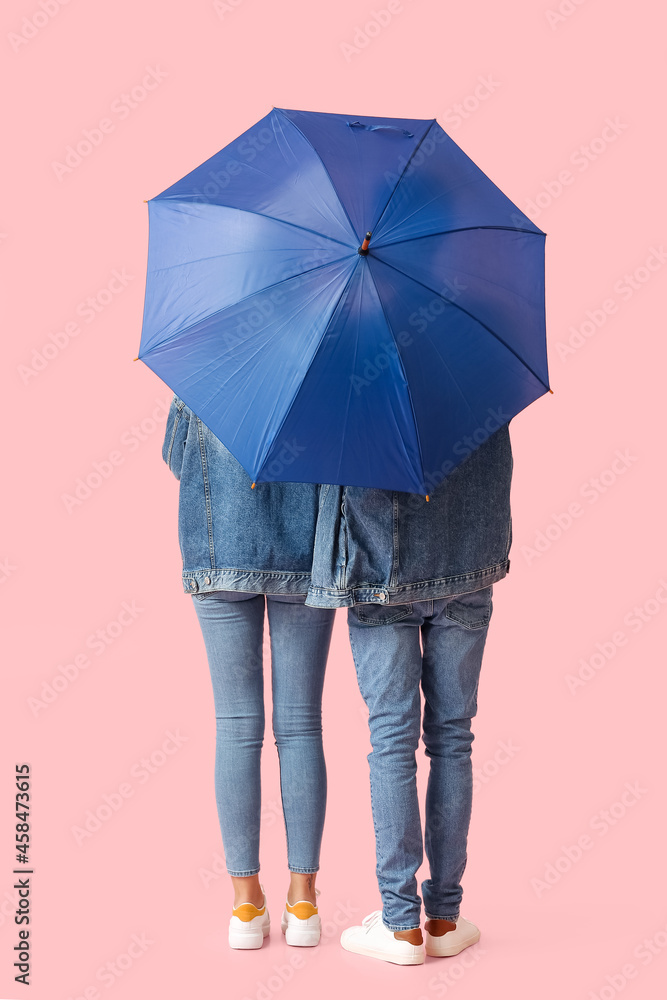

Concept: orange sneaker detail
[[286, 900, 318, 920], [232, 902, 266, 922]]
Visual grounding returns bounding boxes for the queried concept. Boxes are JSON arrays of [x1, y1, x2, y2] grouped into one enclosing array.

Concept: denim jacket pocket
[[162, 395, 189, 480], [353, 603, 413, 625], [444, 586, 493, 629]]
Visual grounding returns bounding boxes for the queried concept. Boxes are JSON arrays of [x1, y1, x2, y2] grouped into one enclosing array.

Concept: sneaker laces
[[361, 910, 383, 933]]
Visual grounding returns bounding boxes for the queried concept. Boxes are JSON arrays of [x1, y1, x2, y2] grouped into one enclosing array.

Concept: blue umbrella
[[137, 107, 550, 494]]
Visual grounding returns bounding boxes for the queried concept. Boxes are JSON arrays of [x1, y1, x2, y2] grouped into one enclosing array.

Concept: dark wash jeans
[[347, 586, 493, 930]]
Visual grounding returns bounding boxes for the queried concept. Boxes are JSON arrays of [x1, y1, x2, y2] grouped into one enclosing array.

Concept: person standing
[[306, 422, 513, 966], [162, 395, 335, 949]]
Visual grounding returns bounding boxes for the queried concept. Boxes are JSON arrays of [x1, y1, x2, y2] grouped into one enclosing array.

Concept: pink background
[[2, 1, 666, 997]]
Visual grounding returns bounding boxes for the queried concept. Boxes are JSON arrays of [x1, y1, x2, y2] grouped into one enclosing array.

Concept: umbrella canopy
[[138, 107, 549, 494]]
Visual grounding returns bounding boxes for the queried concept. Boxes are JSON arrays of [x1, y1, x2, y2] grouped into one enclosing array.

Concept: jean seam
[[276, 743, 293, 869]]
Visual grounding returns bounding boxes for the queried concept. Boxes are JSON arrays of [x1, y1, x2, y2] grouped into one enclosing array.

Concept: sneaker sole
[[229, 923, 270, 949], [340, 939, 424, 965], [281, 915, 321, 947]]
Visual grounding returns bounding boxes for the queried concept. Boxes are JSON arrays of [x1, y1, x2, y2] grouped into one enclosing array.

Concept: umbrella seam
[[377, 238, 545, 311], [149, 247, 345, 276], [369, 120, 437, 238], [140, 253, 353, 356], [365, 262, 426, 493], [253, 260, 362, 482], [153, 196, 355, 251], [371, 255, 550, 392], [274, 108, 362, 245], [374, 225, 546, 248]]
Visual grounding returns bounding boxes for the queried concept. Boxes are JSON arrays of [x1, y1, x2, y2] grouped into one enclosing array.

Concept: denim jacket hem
[[183, 568, 312, 596], [304, 559, 510, 608]]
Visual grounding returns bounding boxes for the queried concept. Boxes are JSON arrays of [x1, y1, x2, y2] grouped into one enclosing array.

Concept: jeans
[[347, 586, 493, 930], [191, 591, 335, 876]]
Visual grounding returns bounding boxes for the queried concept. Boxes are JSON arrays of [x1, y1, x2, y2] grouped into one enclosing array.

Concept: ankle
[[231, 876, 264, 909], [424, 918, 457, 936], [287, 872, 317, 906], [394, 927, 423, 945]]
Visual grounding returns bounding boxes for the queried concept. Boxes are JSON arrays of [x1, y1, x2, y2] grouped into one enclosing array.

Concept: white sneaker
[[424, 915, 480, 957], [228, 886, 270, 949], [280, 889, 321, 946], [340, 910, 425, 966]]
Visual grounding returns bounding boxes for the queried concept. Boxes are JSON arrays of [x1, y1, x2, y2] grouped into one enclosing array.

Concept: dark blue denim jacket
[[304, 423, 513, 608], [163, 395, 513, 606]]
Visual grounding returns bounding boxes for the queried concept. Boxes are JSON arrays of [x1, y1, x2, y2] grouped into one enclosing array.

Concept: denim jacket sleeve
[[162, 395, 190, 480]]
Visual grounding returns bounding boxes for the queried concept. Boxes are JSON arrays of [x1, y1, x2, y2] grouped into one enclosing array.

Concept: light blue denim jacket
[[163, 395, 513, 606], [162, 395, 322, 596]]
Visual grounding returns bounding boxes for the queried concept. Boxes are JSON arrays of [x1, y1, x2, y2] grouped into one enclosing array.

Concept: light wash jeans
[[347, 586, 493, 930], [191, 591, 335, 876]]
